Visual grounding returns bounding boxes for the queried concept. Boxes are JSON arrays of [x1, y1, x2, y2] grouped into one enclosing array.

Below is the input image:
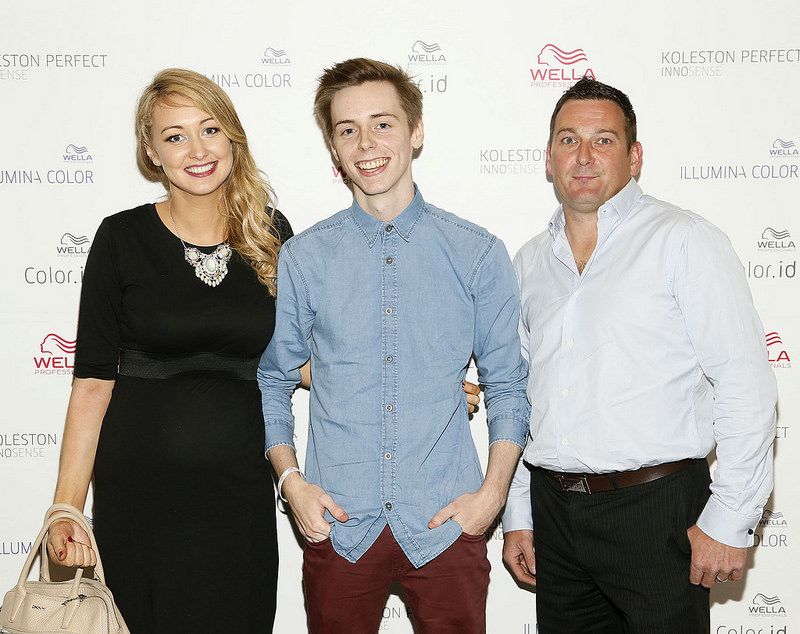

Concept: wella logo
[[33, 333, 76, 373], [749, 593, 787, 616], [766, 331, 791, 368], [757, 227, 795, 252], [408, 40, 446, 64], [63, 144, 92, 162], [770, 138, 799, 157], [57, 232, 91, 257], [530, 44, 596, 84], [331, 165, 350, 184], [261, 47, 291, 65], [760, 510, 787, 527]]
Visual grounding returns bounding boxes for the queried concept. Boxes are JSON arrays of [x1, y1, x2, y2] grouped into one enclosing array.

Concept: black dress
[[73, 204, 292, 633]]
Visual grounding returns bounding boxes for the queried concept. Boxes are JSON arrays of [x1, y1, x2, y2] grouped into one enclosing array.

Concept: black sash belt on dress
[[118, 349, 260, 380]]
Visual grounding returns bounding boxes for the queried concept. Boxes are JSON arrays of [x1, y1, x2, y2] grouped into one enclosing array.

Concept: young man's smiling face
[[330, 81, 423, 218]]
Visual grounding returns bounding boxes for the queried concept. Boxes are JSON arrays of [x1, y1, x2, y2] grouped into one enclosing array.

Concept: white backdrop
[[1, 1, 797, 632]]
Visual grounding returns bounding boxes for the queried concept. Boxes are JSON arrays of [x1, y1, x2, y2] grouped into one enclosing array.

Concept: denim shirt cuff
[[264, 419, 296, 453], [487, 414, 529, 449]]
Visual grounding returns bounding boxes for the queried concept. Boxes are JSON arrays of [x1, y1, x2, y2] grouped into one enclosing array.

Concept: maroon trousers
[[302, 525, 490, 633]]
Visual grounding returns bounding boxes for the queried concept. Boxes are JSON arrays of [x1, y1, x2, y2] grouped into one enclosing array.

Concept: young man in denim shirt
[[258, 58, 530, 633]]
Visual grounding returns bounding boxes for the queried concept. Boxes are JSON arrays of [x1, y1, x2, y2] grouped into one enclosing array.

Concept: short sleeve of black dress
[[271, 208, 293, 245], [74, 217, 122, 379]]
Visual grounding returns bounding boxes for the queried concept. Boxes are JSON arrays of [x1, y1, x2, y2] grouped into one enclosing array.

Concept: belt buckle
[[557, 474, 591, 494]]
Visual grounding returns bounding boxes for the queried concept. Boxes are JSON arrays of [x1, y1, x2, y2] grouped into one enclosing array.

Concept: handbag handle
[[39, 503, 106, 583], [9, 504, 97, 623], [7, 504, 118, 630]]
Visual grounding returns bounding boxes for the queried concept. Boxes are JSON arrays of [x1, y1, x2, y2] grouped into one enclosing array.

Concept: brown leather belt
[[541, 459, 697, 494]]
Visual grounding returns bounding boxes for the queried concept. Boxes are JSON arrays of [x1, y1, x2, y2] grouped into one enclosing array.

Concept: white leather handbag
[[0, 504, 129, 633]]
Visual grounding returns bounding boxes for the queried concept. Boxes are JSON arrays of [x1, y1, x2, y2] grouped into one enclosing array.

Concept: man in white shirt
[[501, 78, 777, 633]]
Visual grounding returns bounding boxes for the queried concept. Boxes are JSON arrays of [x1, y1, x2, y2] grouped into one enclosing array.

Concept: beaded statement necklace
[[168, 203, 232, 287]]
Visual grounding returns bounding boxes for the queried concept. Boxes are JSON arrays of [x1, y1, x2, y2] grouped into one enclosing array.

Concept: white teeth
[[186, 163, 215, 174], [356, 158, 389, 171]]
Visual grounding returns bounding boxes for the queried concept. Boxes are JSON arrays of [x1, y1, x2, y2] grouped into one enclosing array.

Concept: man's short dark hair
[[549, 78, 637, 149], [314, 58, 423, 144]]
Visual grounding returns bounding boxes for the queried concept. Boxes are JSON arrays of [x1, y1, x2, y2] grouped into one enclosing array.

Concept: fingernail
[[58, 550, 64, 560], [67, 536, 73, 543]]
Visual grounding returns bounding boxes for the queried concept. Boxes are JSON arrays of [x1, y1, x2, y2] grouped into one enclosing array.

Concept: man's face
[[330, 81, 423, 215], [546, 99, 642, 217]]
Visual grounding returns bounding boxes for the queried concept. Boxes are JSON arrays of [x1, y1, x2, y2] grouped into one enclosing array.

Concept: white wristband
[[277, 467, 304, 502]]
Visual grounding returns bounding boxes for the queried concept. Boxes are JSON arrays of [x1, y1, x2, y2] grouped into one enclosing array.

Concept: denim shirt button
[[386, 404, 394, 412], [385, 306, 393, 315], [385, 256, 393, 265], [385, 355, 393, 363], [385, 502, 393, 511], [385, 224, 394, 233], [384, 452, 392, 460]]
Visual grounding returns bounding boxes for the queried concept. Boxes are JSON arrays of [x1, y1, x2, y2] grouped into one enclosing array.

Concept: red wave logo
[[765, 332, 783, 347], [766, 330, 791, 368], [537, 44, 589, 66], [40, 333, 77, 355]]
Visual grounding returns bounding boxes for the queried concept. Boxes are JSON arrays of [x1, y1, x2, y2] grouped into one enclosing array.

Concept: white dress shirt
[[502, 179, 777, 547]]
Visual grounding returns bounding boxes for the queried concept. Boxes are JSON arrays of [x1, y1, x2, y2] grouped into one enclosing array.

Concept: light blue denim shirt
[[258, 187, 530, 567]]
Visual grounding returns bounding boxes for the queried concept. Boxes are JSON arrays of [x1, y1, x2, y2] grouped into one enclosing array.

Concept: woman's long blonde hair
[[135, 68, 281, 295]]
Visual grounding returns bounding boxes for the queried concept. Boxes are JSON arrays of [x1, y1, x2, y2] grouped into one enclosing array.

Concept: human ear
[[411, 119, 424, 150], [629, 141, 643, 177], [145, 143, 162, 167]]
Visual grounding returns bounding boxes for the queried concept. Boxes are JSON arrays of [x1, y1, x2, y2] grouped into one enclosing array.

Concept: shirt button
[[567, 339, 574, 348], [385, 355, 393, 363], [385, 307, 393, 315], [562, 388, 569, 396], [385, 256, 393, 265], [385, 224, 394, 233], [386, 404, 394, 412], [385, 502, 393, 511], [561, 440, 568, 446], [384, 452, 392, 460]]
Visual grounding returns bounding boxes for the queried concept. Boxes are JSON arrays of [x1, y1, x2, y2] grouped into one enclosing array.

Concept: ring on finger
[[715, 573, 731, 583]]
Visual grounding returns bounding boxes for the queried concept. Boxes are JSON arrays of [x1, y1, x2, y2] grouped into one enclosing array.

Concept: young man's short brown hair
[[314, 58, 423, 143]]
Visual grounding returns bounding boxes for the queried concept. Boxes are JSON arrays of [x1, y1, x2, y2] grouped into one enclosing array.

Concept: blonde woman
[[46, 68, 292, 633]]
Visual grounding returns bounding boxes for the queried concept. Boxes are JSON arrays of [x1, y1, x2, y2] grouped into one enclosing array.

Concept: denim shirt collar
[[548, 178, 643, 239], [350, 185, 426, 247]]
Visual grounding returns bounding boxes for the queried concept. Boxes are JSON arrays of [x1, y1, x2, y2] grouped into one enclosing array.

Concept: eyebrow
[[160, 117, 215, 134], [555, 127, 577, 136], [555, 127, 620, 137], [334, 112, 399, 128]]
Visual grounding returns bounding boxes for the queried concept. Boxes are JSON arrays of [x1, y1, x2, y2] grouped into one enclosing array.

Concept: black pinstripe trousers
[[530, 459, 711, 634]]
